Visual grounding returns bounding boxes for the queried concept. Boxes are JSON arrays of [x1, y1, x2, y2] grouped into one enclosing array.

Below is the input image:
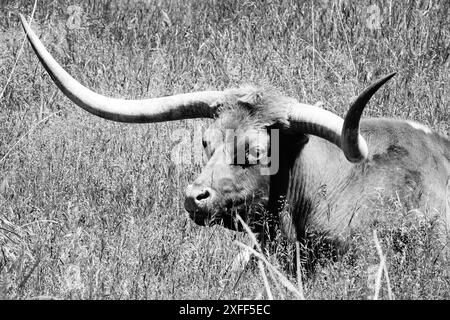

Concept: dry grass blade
[[373, 251, 384, 299], [257, 260, 273, 300], [0, 0, 37, 100], [446, 177, 450, 231], [373, 230, 394, 300], [295, 241, 305, 298], [235, 214, 305, 299], [266, 263, 285, 300], [233, 214, 274, 298], [235, 241, 305, 300], [235, 214, 262, 251]]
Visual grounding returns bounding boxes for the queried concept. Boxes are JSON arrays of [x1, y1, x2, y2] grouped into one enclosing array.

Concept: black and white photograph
[[0, 0, 449, 305]]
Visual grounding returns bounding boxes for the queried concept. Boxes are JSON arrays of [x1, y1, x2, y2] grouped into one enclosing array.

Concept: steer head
[[19, 14, 395, 232], [185, 89, 285, 229]]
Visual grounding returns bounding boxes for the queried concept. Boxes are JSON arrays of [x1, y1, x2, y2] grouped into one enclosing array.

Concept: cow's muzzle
[[184, 184, 217, 225]]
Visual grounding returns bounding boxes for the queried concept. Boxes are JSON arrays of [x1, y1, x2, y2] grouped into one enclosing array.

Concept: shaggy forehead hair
[[215, 85, 292, 129]]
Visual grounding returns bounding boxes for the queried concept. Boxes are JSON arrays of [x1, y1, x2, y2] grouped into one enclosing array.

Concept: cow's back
[[359, 118, 449, 226], [304, 118, 449, 241]]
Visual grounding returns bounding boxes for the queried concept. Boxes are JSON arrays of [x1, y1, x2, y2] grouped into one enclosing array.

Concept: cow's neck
[[269, 134, 354, 242]]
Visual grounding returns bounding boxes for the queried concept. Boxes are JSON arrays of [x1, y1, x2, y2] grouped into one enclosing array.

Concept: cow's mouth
[[186, 200, 252, 230]]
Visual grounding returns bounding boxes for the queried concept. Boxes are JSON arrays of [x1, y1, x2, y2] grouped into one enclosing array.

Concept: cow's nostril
[[196, 190, 210, 202]]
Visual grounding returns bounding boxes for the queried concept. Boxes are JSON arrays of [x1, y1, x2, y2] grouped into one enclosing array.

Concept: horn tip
[[342, 135, 369, 163], [19, 13, 29, 29], [19, 13, 26, 23], [380, 72, 397, 84]]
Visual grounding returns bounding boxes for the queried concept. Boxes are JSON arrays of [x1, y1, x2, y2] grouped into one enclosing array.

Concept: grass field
[[0, 0, 449, 299]]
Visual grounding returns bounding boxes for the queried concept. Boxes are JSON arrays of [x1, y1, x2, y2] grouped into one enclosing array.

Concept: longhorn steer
[[19, 15, 450, 260]]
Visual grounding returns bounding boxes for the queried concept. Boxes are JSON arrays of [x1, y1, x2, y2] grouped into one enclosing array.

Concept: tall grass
[[0, 0, 448, 299]]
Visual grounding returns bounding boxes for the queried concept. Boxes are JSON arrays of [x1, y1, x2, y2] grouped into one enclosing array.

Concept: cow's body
[[273, 118, 449, 251]]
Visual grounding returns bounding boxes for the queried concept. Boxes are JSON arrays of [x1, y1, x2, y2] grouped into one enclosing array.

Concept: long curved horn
[[341, 73, 396, 161], [19, 14, 225, 123], [288, 73, 395, 162], [288, 103, 363, 158]]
